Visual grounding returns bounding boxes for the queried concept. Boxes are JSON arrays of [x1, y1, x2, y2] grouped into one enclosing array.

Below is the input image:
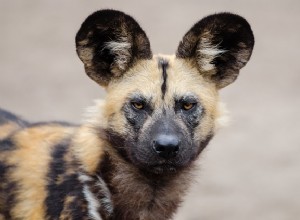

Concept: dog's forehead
[[108, 55, 209, 102]]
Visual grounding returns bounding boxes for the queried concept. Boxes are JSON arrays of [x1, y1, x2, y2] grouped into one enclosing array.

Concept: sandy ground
[[1, 1, 300, 219]]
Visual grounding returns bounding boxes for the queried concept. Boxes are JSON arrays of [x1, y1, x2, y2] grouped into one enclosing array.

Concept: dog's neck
[[98, 147, 194, 220]]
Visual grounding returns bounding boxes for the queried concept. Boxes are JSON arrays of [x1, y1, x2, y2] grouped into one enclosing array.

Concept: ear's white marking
[[198, 38, 227, 72], [103, 36, 131, 72]]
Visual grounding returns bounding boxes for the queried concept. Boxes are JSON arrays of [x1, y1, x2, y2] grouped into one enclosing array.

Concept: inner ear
[[177, 13, 254, 89], [76, 10, 152, 86]]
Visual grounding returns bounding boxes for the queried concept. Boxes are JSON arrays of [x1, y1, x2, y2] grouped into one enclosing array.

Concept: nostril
[[153, 134, 180, 159], [155, 145, 166, 152]]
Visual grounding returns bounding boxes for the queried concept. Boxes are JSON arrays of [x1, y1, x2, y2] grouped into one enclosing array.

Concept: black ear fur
[[76, 10, 152, 86], [177, 13, 254, 89]]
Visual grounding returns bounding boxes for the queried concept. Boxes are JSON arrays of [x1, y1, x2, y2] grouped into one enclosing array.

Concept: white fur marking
[[83, 184, 102, 220], [103, 36, 131, 72], [198, 38, 227, 72], [104, 41, 131, 53], [78, 173, 93, 182]]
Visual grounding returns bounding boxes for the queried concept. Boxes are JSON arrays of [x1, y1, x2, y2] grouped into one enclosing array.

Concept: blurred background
[[1, 0, 299, 219]]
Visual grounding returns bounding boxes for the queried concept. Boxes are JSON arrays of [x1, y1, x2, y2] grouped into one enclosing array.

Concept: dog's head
[[76, 10, 254, 174]]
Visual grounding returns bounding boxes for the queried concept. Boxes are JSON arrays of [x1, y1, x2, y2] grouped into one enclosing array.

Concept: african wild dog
[[0, 9, 254, 220]]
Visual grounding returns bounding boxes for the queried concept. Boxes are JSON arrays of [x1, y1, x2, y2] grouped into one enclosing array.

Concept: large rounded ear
[[176, 13, 254, 89], [76, 10, 152, 86]]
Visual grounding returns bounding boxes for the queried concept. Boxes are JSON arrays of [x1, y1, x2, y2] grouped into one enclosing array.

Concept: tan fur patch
[[72, 125, 105, 174]]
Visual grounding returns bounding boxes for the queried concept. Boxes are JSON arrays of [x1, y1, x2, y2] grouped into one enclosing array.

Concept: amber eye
[[182, 102, 195, 111], [132, 102, 144, 110]]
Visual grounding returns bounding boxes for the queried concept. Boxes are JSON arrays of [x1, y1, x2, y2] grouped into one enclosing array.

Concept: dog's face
[[76, 10, 254, 174], [102, 57, 218, 174]]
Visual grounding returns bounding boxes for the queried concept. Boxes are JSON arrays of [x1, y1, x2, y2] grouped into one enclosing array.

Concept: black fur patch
[[45, 138, 88, 219], [123, 94, 153, 132], [0, 138, 15, 151], [97, 153, 115, 191], [175, 95, 203, 133], [0, 162, 6, 180], [158, 58, 169, 98], [45, 139, 69, 218]]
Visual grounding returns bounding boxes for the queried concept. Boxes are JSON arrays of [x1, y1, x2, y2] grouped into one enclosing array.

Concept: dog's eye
[[131, 101, 144, 110], [182, 102, 196, 111]]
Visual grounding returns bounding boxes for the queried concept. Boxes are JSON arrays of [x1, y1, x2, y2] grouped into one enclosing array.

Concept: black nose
[[153, 134, 180, 159]]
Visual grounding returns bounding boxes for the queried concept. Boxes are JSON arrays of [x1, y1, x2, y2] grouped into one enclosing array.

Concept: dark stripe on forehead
[[158, 58, 169, 99]]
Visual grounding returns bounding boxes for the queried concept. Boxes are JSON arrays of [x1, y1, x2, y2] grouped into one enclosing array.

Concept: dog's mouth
[[149, 164, 178, 174], [141, 158, 191, 175], [130, 150, 193, 175]]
